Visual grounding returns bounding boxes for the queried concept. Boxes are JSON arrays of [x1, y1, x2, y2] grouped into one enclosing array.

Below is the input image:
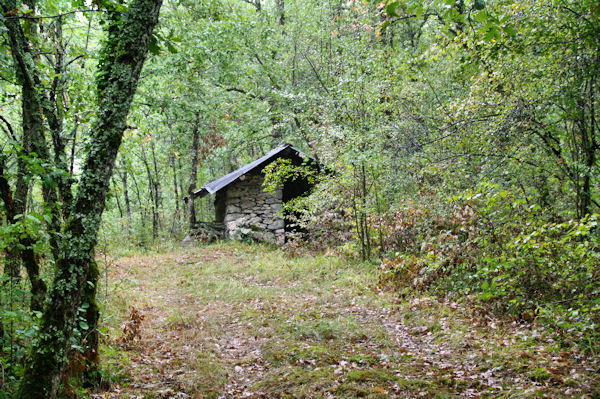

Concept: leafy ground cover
[[91, 243, 599, 398]]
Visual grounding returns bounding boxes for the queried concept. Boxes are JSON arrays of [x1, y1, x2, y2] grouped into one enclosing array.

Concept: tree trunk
[[1, 0, 62, 289], [122, 170, 132, 220], [576, 74, 597, 218], [171, 154, 180, 234], [81, 260, 101, 388], [177, 157, 187, 221], [0, 158, 46, 313], [16, 0, 162, 395], [150, 140, 162, 233], [0, 154, 20, 281], [47, 15, 75, 219], [113, 178, 124, 219], [361, 163, 371, 260], [168, 126, 180, 234], [69, 117, 79, 178], [20, 239, 47, 312], [130, 169, 147, 231], [119, 168, 132, 234], [141, 143, 159, 239], [277, 0, 285, 25], [188, 115, 200, 229]]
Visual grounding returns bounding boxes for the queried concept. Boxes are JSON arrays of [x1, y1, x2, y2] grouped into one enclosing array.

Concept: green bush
[[378, 183, 600, 351]]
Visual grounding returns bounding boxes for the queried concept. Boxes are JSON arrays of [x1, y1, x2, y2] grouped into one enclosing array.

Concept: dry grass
[[91, 242, 600, 398]]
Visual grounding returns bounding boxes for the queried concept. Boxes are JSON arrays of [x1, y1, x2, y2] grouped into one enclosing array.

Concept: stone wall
[[181, 222, 225, 246], [223, 175, 285, 244]]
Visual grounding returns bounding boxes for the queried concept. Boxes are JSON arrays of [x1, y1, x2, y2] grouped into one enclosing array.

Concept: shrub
[[378, 183, 600, 351]]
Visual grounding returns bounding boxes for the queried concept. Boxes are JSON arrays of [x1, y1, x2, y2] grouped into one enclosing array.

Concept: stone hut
[[189, 144, 318, 244]]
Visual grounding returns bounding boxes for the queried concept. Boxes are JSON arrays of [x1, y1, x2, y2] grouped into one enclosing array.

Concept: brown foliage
[[117, 306, 145, 347], [283, 210, 354, 256], [376, 203, 481, 290]]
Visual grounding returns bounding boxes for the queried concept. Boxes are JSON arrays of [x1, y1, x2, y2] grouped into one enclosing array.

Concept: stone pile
[[189, 222, 225, 242]]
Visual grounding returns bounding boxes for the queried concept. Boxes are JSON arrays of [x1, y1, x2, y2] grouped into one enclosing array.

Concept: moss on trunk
[[82, 260, 102, 388], [13, 0, 163, 396]]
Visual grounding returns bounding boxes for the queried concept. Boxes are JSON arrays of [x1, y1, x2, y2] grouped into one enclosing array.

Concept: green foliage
[[262, 158, 321, 195], [0, 0, 599, 386], [378, 182, 600, 351], [0, 276, 44, 395]]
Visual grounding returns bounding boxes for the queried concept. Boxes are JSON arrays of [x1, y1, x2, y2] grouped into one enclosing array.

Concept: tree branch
[[0, 115, 17, 142], [4, 8, 98, 20]]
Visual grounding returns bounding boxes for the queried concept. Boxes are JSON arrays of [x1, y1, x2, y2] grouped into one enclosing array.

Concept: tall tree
[[0, 0, 163, 395]]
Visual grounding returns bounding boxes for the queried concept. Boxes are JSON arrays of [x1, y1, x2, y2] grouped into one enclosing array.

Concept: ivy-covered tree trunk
[[81, 259, 101, 387], [0, 154, 20, 284], [15, 0, 162, 396], [1, 0, 58, 308]]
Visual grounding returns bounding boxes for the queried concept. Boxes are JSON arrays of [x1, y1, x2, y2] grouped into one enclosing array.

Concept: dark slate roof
[[193, 143, 314, 199]]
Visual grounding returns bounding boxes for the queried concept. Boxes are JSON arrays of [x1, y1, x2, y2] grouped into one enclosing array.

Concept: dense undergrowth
[[300, 183, 600, 355]]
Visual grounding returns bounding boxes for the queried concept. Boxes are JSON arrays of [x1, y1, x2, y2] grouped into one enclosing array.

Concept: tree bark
[[277, 0, 285, 25], [171, 154, 180, 233], [188, 114, 201, 229], [177, 157, 187, 220], [130, 169, 147, 231], [0, 155, 46, 312], [81, 260, 101, 388], [141, 143, 159, 239], [1, 0, 62, 287], [168, 125, 181, 234], [122, 170, 132, 220], [113, 178, 124, 219], [0, 154, 20, 281], [118, 167, 132, 234], [16, 0, 162, 395], [151, 140, 162, 232]]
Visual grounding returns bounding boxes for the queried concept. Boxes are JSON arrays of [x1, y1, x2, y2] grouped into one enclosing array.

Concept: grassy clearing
[[91, 242, 600, 398]]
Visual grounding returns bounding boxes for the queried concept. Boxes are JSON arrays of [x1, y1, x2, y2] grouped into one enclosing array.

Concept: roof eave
[[192, 143, 316, 199]]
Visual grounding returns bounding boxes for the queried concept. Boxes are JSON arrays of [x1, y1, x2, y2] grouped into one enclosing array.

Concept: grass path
[[92, 243, 599, 398]]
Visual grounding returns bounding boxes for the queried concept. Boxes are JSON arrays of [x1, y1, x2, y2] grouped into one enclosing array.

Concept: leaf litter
[[92, 243, 600, 398]]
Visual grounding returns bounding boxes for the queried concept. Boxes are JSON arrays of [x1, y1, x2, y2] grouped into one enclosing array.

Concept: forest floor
[[91, 243, 600, 399]]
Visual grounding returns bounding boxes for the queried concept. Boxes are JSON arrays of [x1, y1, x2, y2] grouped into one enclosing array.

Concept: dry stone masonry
[[185, 222, 225, 244], [187, 144, 319, 246], [223, 175, 285, 244]]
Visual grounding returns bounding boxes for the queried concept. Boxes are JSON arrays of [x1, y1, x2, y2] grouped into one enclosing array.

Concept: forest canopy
[[0, 0, 599, 396]]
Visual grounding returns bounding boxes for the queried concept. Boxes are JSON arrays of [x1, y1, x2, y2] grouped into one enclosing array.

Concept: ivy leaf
[[79, 320, 89, 330], [385, 1, 401, 17], [43, 174, 58, 189], [413, 4, 423, 18], [503, 25, 517, 37], [148, 35, 161, 55], [167, 42, 178, 54], [380, 20, 391, 33]]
